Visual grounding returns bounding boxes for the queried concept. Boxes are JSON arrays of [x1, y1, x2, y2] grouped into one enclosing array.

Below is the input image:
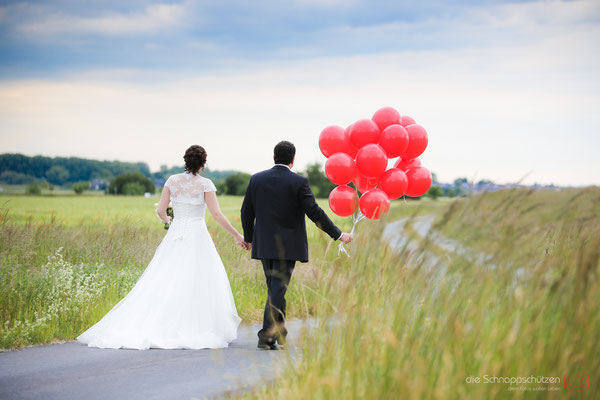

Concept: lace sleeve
[[164, 176, 174, 192], [203, 179, 217, 193]]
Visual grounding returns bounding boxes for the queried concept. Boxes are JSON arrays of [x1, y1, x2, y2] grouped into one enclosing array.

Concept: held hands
[[340, 232, 353, 244], [235, 233, 251, 251]]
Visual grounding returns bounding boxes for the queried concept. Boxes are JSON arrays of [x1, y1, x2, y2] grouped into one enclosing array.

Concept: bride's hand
[[235, 233, 246, 249], [165, 216, 173, 224]]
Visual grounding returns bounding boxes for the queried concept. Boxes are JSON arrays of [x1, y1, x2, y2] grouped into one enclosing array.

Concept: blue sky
[[1, 0, 599, 185], [0, 0, 539, 76]]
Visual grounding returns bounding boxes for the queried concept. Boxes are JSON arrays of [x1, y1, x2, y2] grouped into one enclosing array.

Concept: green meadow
[[1, 188, 598, 399], [0, 193, 359, 349]]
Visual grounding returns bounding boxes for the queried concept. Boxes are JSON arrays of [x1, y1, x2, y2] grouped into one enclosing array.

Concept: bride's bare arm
[[205, 191, 245, 246], [156, 186, 172, 224]]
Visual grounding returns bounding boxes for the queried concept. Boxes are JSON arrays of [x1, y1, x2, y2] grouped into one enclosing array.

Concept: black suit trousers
[[259, 259, 296, 336]]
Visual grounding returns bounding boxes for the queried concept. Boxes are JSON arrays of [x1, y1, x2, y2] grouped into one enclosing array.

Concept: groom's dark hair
[[274, 141, 296, 165]]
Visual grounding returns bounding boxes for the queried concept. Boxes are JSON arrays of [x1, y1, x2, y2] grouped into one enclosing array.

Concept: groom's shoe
[[257, 330, 280, 350], [257, 339, 280, 350]]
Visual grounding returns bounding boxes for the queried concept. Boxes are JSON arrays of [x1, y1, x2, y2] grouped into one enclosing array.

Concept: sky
[[0, 0, 599, 186]]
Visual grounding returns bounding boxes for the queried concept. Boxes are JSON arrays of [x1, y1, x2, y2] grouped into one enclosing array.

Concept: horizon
[[1, 150, 591, 188], [1, 0, 599, 186]]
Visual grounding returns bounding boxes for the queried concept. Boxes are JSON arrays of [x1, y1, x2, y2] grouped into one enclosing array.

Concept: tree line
[[0, 153, 239, 189], [2, 153, 460, 199], [0, 153, 152, 185]]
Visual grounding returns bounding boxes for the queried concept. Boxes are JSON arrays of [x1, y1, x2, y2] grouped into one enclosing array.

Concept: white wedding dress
[[77, 172, 241, 350]]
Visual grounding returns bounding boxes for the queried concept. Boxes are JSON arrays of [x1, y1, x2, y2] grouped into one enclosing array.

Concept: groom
[[241, 140, 353, 350]]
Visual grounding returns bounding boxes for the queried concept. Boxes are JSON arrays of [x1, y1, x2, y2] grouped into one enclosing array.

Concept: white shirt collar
[[275, 164, 291, 170]]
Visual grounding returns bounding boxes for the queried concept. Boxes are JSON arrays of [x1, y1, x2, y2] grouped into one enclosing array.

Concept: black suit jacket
[[241, 165, 342, 262]]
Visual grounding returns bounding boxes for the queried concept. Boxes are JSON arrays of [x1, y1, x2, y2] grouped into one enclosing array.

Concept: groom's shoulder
[[252, 169, 270, 177], [251, 169, 270, 182], [252, 168, 307, 185]]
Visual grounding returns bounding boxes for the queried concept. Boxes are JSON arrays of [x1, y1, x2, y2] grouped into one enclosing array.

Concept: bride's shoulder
[[164, 172, 188, 187], [198, 176, 217, 192], [165, 172, 183, 182]]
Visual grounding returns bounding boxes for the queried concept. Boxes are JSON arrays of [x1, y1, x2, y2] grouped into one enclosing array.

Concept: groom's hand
[[340, 233, 353, 244]]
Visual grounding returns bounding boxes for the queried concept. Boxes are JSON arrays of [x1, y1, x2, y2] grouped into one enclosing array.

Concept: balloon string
[[338, 211, 365, 258]]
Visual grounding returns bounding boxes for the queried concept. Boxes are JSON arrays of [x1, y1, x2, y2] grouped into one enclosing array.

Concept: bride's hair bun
[[184, 145, 207, 174]]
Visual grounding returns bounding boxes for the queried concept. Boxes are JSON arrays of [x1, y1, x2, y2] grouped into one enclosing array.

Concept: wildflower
[[0, 247, 142, 347]]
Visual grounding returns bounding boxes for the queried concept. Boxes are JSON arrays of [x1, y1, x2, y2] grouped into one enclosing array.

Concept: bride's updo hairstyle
[[183, 145, 207, 175]]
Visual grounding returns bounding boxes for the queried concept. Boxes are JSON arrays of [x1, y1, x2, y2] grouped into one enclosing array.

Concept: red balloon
[[405, 166, 432, 197], [349, 119, 380, 149], [359, 189, 390, 220], [325, 152, 357, 185], [400, 115, 416, 126], [394, 157, 422, 171], [372, 107, 400, 132], [344, 124, 358, 158], [355, 144, 387, 179], [319, 125, 350, 158], [353, 174, 379, 194], [378, 124, 409, 158], [400, 124, 428, 160], [329, 185, 359, 217], [379, 168, 408, 200]]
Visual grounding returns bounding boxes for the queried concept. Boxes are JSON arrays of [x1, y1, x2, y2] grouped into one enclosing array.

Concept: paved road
[[0, 320, 311, 400], [411, 215, 493, 264], [1, 216, 490, 400], [382, 216, 444, 274], [383, 215, 511, 295]]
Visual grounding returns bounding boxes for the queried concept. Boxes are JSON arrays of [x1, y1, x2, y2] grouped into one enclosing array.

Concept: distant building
[[90, 179, 105, 190]]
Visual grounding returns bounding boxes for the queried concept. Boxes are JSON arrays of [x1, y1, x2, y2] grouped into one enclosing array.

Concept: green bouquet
[[164, 206, 174, 230]]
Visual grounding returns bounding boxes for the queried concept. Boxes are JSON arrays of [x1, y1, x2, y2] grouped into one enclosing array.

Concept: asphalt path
[[0, 319, 311, 400], [1, 215, 470, 400]]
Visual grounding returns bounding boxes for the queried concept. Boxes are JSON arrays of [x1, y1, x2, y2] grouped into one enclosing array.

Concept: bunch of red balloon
[[320, 107, 432, 220]]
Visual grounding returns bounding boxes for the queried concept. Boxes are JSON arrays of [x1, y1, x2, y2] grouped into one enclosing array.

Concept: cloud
[[1, 26, 598, 186], [281, 0, 600, 57], [16, 2, 191, 36], [468, 0, 600, 28], [3, 0, 599, 75], [291, 0, 358, 7], [0, 0, 598, 185]]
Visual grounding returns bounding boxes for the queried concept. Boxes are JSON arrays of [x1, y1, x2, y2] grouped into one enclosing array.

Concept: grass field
[[244, 187, 599, 399], [2, 188, 597, 399], [0, 193, 388, 349]]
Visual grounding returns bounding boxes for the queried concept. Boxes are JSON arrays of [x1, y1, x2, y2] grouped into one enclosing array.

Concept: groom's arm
[[298, 178, 342, 240], [240, 178, 255, 243]]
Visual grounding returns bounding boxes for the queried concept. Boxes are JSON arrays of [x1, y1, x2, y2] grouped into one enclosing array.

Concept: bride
[[77, 145, 244, 350]]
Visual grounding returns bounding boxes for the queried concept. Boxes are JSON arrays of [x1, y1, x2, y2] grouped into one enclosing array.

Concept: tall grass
[[1, 194, 385, 349], [247, 188, 599, 399], [1, 247, 140, 348]]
